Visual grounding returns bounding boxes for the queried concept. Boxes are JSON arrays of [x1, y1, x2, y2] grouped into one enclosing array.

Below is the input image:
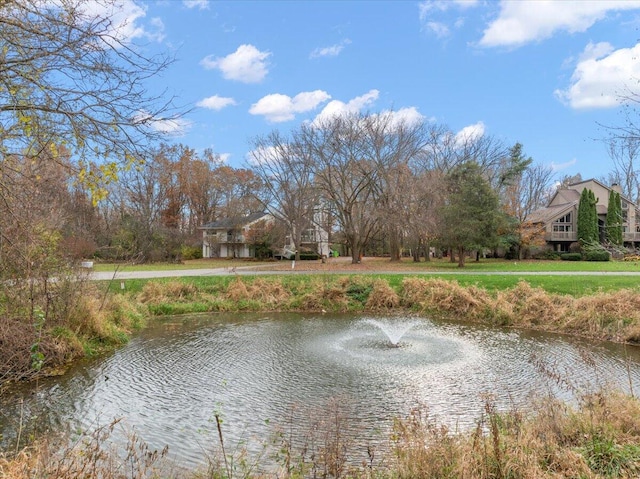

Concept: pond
[[1, 313, 640, 469]]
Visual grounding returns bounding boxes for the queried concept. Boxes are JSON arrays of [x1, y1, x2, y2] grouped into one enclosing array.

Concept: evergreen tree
[[606, 190, 623, 245], [438, 161, 505, 267], [577, 188, 599, 245]]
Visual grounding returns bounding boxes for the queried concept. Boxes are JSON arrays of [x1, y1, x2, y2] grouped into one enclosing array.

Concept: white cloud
[[554, 42, 640, 109], [426, 22, 450, 38], [218, 153, 231, 163], [312, 89, 380, 125], [479, 1, 640, 48], [196, 95, 237, 111], [373, 107, 425, 129], [249, 90, 331, 122], [183, 0, 209, 9], [454, 121, 485, 146], [551, 158, 577, 171], [78, 0, 165, 45], [419, 1, 478, 40], [419, 0, 478, 21], [200, 44, 271, 83], [246, 144, 284, 167], [310, 39, 352, 59], [134, 110, 192, 136]]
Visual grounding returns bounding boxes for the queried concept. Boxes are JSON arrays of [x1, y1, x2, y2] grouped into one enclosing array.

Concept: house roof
[[527, 177, 632, 225], [527, 202, 576, 224], [200, 212, 270, 230], [548, 188, 580, 206]]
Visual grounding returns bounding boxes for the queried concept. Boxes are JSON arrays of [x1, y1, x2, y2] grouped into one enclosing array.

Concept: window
[[552, 213, 572, 232]]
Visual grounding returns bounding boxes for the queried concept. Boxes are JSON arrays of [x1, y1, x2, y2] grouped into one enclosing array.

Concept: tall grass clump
[[400, 277, 640, 344], [1, 280, 146, 386], [0, 419, 176, 479], [392, 391, 640, 478]]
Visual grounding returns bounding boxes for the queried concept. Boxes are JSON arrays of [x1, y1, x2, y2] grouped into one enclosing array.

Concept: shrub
[[560, 253, 582, 261], [533, 249, 561, 260], [181, 245, 203, 260], [299, 252, 320, 260], [584, 249, 610, 262], [569, 241, 582, 253]]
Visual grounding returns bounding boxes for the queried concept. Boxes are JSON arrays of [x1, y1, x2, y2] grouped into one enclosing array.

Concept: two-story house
[[200, 212, 272, 259], [200, 211, 331, 259], [527, 178, 640, 252]]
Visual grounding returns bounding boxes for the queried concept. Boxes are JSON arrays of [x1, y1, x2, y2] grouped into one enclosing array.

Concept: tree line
[[1, 0, 637, 348]]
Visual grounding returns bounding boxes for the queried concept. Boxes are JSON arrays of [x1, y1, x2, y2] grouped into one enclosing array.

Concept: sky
[[114, 0, 640, 180]]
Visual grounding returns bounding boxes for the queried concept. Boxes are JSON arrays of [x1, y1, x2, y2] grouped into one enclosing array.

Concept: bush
[[584, 250, 610, 262], [560, 252, 582, 261], [181, 245, 202, 260], [533, 249, 561, 260], [569, 241, 582, 253], [299, 252, 320, 260]]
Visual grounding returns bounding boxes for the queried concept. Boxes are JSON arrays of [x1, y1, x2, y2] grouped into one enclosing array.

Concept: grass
[[111, 275, 640, 344], [388, 257, 640, 272], [92, 256, 640, 273], [104, 272, 640, 297], [3, 390, 640, 478], [4, 258, 640, 477], [91, 258, 272, 272]]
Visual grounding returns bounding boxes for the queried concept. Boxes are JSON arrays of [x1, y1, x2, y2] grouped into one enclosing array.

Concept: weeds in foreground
[[0, 418, 175, 479], [3, 389, 640, 478]]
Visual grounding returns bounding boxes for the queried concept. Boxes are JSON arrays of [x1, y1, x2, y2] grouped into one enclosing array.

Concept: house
[[200, 211, 331, 259], [527, 178, 640, 252], [200, 212, 272, 258], [290, 205, 331, 258]]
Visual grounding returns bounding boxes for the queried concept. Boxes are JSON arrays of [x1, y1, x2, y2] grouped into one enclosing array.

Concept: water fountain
[[363, 318, 420, 347], [2, 312, 638, 469]]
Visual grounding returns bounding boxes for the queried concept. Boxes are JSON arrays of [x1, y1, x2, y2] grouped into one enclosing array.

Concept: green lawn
[[92, 257, 640, 273], [91, 258, 270, 272], [105, 271, 640, 297], [390, 257, 640, 272]]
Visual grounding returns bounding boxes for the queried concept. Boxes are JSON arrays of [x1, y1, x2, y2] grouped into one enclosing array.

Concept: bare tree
[[394, 168, 445, 262], [607, 136, 640, 203], [362, 112, 430, 261], [503, 163, 556, 258], [301, 114, 385, 264], [248, 131, 318, 261], [0, 0, 183, 199]]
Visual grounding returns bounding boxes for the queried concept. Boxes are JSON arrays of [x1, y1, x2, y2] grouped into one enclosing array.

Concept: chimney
[[612, 183, 622, 194]]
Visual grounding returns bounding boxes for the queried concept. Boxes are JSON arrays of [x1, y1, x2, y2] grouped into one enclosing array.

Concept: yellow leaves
[[18, 111, 33, 137], [77, 161, 120, 205]]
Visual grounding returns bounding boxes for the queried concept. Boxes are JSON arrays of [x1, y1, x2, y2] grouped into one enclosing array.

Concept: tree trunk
[[457, 246, 466, 267], [449, 248, 456, 263], [389, 225, 401, 262], [350, 240, 362, 264]]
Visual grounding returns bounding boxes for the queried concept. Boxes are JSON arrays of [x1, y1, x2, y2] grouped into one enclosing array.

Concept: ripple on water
[[2, 313, 639, 469]]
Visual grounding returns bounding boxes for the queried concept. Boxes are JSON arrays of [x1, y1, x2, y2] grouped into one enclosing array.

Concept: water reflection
[[1, 313, 639, 469]]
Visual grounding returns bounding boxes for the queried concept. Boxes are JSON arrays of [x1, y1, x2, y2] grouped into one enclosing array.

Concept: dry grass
[[392, 392, 640, 479], [0, 419, 176, 479], [138, 281, 198, 304], [1, 283, 147, 387], [4, 390, 639, 479], [224, 277, 291, 306], [365, 279, 400, 310], [0, 317, 81, 384], [400, 278, 640, 344]]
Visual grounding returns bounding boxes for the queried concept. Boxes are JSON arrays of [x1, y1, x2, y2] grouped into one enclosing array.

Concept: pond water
[[1, 313, 640, 469]]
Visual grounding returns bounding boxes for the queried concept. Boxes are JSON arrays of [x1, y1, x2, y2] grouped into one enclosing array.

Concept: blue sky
[[114, 0, 640, 180]]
